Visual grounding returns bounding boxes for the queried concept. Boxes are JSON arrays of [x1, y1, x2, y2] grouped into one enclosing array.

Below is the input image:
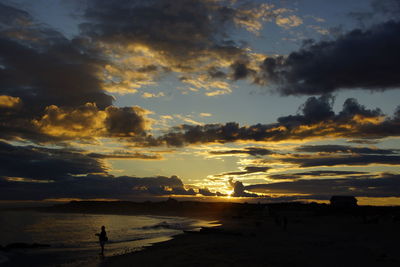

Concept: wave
[[107, 237, 145, 244], [141, 221, 188, 230]]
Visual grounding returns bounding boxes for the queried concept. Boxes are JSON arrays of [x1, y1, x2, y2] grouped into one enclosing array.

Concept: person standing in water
[[95, 226, 108, 256]]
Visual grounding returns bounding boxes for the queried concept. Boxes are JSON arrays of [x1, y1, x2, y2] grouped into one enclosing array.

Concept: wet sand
[[100, 212, 400, 267]]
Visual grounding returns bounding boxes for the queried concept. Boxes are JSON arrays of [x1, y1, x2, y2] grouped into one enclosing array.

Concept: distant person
[[95, 225, 108, 256]]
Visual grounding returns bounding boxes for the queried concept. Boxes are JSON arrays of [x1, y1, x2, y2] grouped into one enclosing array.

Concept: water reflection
[[0, 211, 217, 266]]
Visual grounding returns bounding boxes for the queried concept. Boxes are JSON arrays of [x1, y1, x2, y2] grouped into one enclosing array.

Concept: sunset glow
[[1, 0, 400, 205]]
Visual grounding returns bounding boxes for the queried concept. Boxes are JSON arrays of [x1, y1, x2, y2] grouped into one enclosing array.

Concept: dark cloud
[[0, 103, 150, 142], [0, 141, 104, 180], [209, 147, 274, 156], [230, 59, 256, 81], [207, 67, 227, 79], [268, 170, 368, 180], [296, 145, 397, 155], [76, 0, 268, 89], [0, 0, 272, 108], [197, 188, 227, 197], [229, 179, 259, 197], [0, 3, 153, 143], [104, 106, 148, 137], [246, 173, 400, 198], [277, 94, 335, 124], [279, 154, 400, 167], [218, 166, 270, 177], [4, 2, 399, 147], [259, 20, 400, 95], [276, 95, 383, 126], [87, 152, 162, 160], [136, 122, 276, 147], [0, 174, 196, 200], [136, 95, 400, 146], [371, 0, 400, 18], [347, 139, 380, 145], [198, 188, 217, 197], [0, 2, 30, 26], [0, 141, 194, 200], [255, 142, 400, 169], [80, 0, 239, 52], [241, 166, 270, 173], [340, 97, 383, 118], [0, 15, 112, 109]]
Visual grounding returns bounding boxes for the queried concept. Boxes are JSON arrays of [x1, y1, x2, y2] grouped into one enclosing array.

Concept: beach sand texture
[[101, 212, 400, 267]]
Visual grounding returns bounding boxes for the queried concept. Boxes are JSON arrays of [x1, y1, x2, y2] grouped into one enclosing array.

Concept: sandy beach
[[4, 201, 399, 267], [101, 208, 400, 267]]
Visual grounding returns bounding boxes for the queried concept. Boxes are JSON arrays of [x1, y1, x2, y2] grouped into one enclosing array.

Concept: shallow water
[[0, 210, 217, 266]]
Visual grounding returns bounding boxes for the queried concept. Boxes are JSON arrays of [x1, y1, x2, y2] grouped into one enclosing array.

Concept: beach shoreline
[[0, 208, 218, 267], [98, 205, 400, 267], [4, 201, 400, 266]]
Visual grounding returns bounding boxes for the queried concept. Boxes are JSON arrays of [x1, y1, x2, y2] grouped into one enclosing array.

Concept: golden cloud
[[0, 95, 21, 108], [33, 103, 152, 139]]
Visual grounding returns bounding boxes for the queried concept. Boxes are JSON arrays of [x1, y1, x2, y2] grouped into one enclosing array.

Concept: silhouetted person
[[95, 226, 108, 256]]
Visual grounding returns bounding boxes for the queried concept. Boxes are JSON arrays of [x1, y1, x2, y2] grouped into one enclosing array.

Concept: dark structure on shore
[[330, 196, 358, 207]]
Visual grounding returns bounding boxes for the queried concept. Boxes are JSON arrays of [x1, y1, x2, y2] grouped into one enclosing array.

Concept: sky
[[1, 0, 400, 205]]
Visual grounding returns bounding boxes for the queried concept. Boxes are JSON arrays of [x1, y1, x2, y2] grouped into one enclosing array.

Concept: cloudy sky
[[1, 0, 400, 205]]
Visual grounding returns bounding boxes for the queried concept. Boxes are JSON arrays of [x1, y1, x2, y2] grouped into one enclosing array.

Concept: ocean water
[[0, 210, 217, 266]]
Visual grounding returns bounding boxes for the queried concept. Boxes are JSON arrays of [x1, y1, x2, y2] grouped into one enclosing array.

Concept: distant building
[[330, 196, 358, 207]]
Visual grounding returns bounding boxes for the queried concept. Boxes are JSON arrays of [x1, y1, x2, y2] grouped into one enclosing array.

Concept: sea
[[0, 210, 218, 266]]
